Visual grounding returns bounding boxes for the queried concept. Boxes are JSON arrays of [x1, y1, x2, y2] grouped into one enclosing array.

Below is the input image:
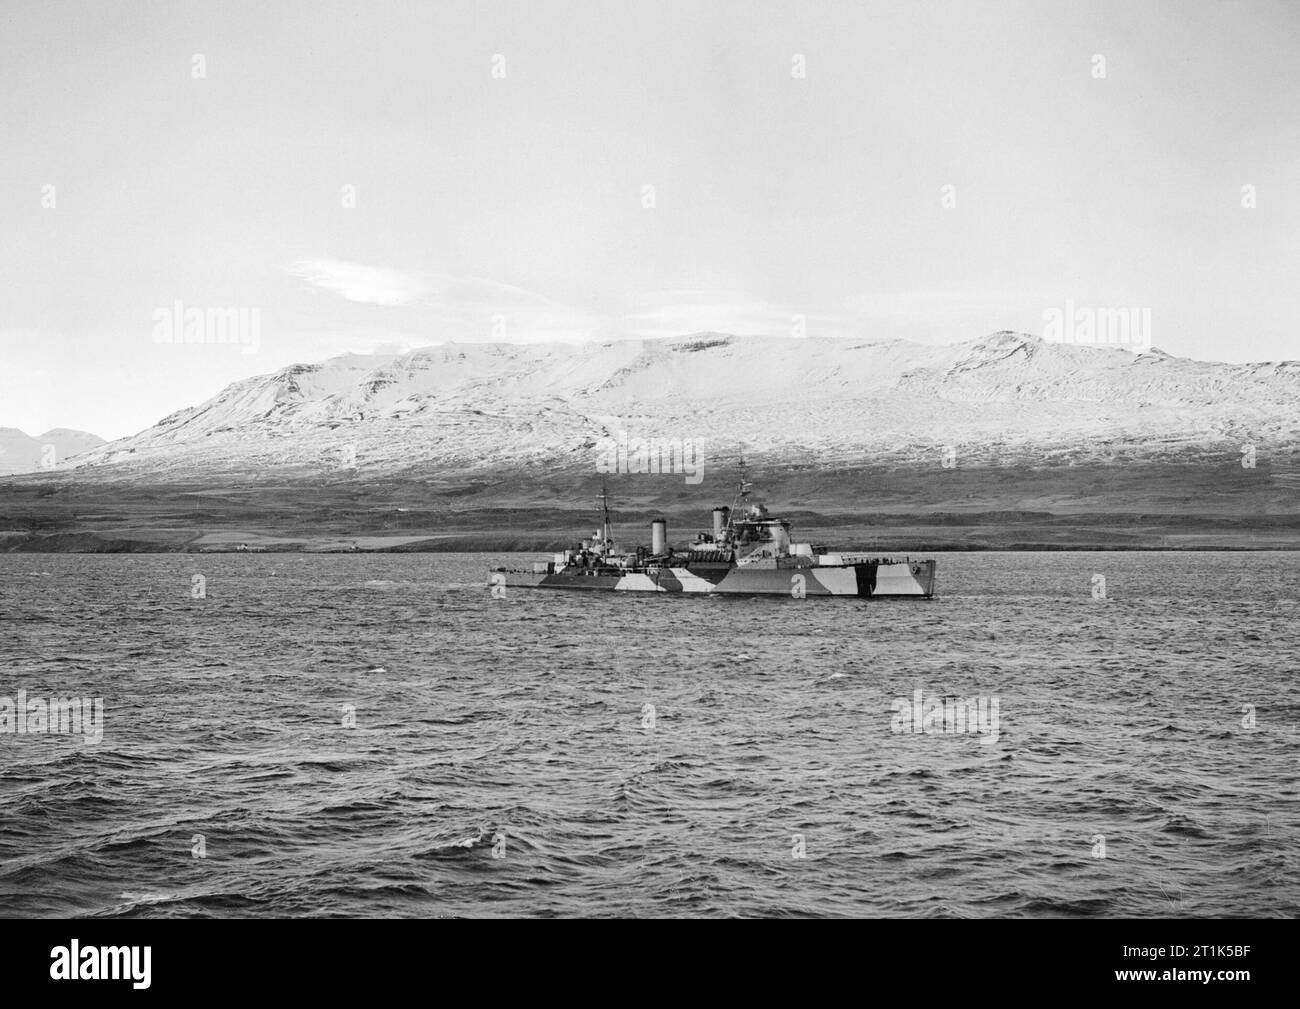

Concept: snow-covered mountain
[[0, 428, 106, 475], [61, 332, 1300, 480]]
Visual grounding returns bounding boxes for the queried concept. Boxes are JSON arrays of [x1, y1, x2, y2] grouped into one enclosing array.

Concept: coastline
[[4, 461, 1298, 553]]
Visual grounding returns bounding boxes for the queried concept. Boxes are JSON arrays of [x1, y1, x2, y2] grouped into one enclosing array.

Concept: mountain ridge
[[53, 330, 1300, 481]]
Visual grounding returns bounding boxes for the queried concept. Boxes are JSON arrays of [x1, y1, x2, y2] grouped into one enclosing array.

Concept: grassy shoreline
[[3, 460, 1298, 552], [2, 532, 1297, 553]]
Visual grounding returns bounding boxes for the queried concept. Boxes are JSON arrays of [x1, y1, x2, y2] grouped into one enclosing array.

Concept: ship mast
[[597, 480, 612, 553], [725, 455, 752, 540]]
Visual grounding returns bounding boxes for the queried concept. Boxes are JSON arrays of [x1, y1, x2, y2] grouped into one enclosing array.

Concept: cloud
[[287, 258, 584, 313], [284, 259, 607, 341], [287, 259, 432, 306], [282, 264, 1036, 347]]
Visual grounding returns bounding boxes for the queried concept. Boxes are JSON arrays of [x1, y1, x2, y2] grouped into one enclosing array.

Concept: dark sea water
[[1, 551, 1297, 918]]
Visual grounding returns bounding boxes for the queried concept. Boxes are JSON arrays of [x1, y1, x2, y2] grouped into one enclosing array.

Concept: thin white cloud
[[284, 259, 607, 341], [287, 258, 583, 312], [287, 259, 432, 307], [283, 265, 1041, 347]]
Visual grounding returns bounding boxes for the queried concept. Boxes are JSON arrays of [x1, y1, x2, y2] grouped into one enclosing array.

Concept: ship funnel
[[651, 518, 667, 555], [712, 507, 729, 539]]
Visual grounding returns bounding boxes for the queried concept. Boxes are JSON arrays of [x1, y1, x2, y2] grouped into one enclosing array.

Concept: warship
[[489, 469, 936, 599]]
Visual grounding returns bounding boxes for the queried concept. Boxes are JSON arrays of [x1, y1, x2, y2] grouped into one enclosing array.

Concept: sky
[[2, 0, 1298, 439]]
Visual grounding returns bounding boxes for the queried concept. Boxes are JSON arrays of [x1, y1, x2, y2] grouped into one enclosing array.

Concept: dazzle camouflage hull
[[496, 557, 936, 597]]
